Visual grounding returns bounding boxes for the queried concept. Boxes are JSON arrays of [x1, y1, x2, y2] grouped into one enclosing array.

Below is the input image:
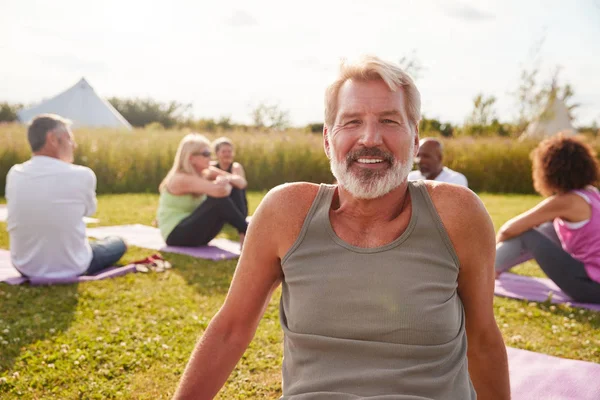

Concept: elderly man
[[408, 137, 468, 186], [174, 56, 509, 399], [6, 114, 126, 278]]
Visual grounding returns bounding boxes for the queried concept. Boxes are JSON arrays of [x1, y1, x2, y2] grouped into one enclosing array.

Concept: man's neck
[[33, 149, 60, 160], [333, 182, 410, 224]]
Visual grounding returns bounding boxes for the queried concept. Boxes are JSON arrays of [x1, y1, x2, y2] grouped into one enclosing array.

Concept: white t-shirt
[[407, 166, 468, 187], [6, 156, 97, 278]]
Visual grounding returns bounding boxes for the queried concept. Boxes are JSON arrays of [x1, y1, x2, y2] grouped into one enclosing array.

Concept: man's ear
[[323, 126, 331, 159], [46, 130, 60, 148]]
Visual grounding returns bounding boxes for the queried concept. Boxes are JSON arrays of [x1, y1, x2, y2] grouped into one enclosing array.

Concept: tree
[[398, 50, 424, 80], [108, 97, 191, 128], [466, 93, 497, 126], [0, 102, 23, 122], [250, 102, 290, 130], [419, 117, 454, 137], [513, 37, 579, 129]]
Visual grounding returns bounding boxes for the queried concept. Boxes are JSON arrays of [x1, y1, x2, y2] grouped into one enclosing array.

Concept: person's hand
[[495, 230, 508, 244], [214, 178, 232, 197], [215, 175, 231, 184]]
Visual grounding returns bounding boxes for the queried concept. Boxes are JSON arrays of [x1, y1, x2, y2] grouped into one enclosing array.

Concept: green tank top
[[279, 181, 475, 399], [156, 189, 206, 240]]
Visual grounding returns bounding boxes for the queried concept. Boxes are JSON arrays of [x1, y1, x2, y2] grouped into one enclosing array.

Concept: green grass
[[0, 192, 599, 399]]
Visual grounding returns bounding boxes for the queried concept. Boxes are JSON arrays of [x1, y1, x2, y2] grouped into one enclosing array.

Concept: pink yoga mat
[[0, 249, 137, 286], [508, 347, 600, 399], [86, 224, 241, 260], [495, 273, 600, 312]]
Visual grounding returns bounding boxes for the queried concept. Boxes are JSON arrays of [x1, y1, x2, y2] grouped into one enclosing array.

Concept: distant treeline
[[1, 99, 597, 138]]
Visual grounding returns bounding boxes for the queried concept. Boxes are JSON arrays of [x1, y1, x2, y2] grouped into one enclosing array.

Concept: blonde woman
[[156, 134, 248, 247], [211, 137, 248, 217]]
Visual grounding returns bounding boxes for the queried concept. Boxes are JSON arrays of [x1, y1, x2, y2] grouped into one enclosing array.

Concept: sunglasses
[[192, 150, 212, 158]]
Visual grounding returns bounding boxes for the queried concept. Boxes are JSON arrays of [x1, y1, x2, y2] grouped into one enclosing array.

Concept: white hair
[[325, 55, 421, 130]]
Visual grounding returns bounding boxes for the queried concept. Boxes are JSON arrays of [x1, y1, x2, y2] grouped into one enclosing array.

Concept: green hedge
[[1, 124, 598, 195]]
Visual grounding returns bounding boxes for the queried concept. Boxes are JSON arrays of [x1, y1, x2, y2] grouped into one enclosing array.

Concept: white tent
[[520, 97, 575, 140], [17, 78, 132, 130]]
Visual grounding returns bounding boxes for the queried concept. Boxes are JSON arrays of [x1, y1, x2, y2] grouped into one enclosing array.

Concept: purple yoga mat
[[0, 249, 137, 286], [508, 347, 600, 399], [495, 273, 600, 312], [86, 224, 241, 261]]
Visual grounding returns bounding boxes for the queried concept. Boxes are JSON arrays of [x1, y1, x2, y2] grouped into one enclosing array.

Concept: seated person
[[408, 138, 468, 187], [156, 134, 248, 247], [211, 137, 248, 218], [5, 114, 126, 279], [495, 134, 600, 304]]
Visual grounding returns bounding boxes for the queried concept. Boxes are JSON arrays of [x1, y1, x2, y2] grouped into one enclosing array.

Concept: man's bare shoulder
[[422, 181, 490, 234], [258, 182, 321, 218], [422, 181, 495, 265], [251, 182, 322, 258]]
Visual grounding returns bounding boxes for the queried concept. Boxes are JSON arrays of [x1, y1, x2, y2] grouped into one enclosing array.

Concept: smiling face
[[324, 79, 418, 199], [216, 143, 234, 167]]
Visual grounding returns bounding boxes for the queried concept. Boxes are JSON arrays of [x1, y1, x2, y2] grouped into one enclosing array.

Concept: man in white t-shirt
[[407, 138, 468, 187], [5, 114, 127, 279]]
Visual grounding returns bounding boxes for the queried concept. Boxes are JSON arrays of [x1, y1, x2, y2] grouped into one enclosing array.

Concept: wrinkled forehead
[[336, 79, 407, 120]]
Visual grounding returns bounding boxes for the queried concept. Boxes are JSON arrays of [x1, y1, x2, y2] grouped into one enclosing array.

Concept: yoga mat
[[507, 347, 600, 400], [0, 205, 99, 224], [0, 249, 27, 285], [86, 224, 241, 260], [0, 249, 137, 286], [495, 273, 600, 312]]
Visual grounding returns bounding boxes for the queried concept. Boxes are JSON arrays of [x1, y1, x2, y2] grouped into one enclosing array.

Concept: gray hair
[[27, 114, 72, 152], [324, 55, 421, 130]]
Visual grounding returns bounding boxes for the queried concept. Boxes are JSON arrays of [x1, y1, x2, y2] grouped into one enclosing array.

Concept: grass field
[[0, 192, 599, 399], [3, 124, 600, 196]]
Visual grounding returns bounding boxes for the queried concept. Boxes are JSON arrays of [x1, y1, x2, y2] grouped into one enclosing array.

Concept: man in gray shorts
[[174, 56, 510, 399]]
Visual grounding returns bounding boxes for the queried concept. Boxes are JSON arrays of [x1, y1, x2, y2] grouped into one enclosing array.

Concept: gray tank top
[[279, 181, 475, 399]]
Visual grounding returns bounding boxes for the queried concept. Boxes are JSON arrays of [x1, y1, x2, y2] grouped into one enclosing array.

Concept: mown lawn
[[0, 192, 598, 399]]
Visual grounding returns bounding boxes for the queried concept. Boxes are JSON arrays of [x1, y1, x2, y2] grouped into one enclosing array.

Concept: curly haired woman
[[495, 134, 600, 303]]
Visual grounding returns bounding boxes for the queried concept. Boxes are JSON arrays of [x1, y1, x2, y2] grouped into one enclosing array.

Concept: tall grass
[[1, 124, 599, 195]]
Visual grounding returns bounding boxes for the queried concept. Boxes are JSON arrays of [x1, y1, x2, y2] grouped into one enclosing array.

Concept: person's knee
[[109, 236, 127, 257], [520, 229, 546, 250]]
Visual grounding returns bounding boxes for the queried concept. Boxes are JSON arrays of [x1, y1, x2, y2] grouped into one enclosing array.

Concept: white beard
[[330, 141, 414, 200]]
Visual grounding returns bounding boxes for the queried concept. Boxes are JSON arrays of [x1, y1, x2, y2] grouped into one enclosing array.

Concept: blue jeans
[[85, 236, 127, 275]]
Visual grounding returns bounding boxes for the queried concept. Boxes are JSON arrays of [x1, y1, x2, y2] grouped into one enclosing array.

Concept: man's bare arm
[[431, 184, 510, 399], [172, 189, 285, 399], [173, 183, 318, 399]]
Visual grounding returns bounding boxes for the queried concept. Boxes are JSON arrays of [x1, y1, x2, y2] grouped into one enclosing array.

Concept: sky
[[1, 0, 599, 127]]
